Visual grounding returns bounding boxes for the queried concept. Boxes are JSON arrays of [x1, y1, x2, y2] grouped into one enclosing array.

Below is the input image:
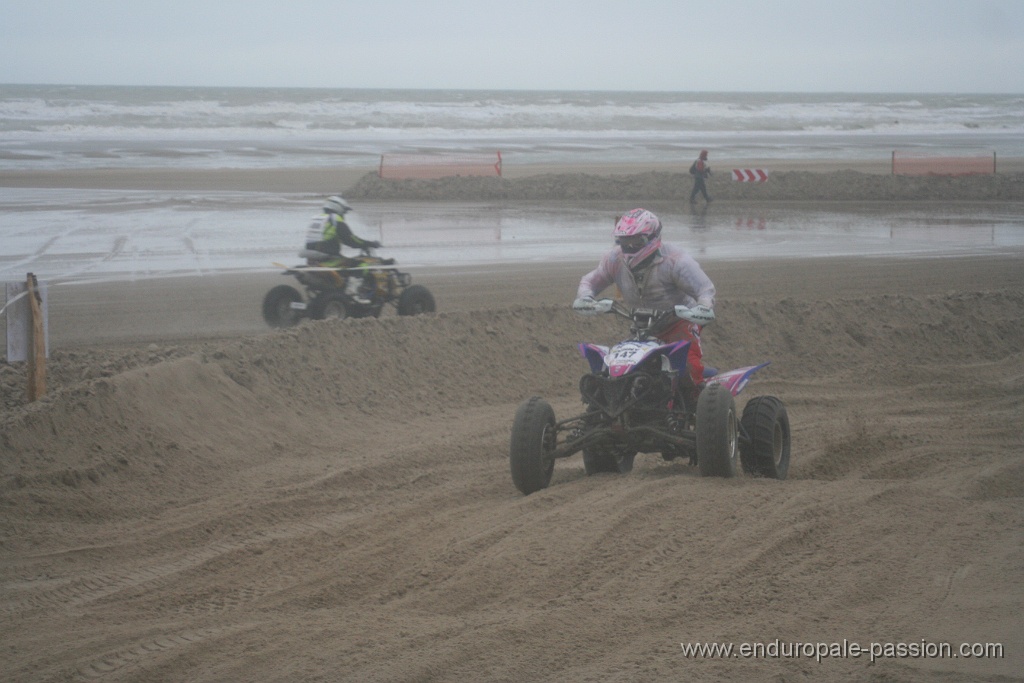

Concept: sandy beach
[[2, 156, 1023, 193], [1, 163, 1023, 681]]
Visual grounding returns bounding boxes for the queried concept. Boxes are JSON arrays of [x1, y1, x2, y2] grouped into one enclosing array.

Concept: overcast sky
[[2, 0, 1022, 92]]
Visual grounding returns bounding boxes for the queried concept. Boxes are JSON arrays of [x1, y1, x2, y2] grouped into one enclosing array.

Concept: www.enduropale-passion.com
[[680, 639, 1004, 664]]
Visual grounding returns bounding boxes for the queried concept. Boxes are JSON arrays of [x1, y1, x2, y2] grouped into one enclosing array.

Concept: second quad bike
[[262, 248, 435, 327], [509, 299, 791, 495]]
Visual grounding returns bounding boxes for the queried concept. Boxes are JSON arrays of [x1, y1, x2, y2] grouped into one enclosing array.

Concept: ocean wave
[[2, 86, 1022, 170]]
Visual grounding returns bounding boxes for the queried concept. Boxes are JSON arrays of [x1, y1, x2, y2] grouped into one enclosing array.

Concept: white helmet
[[613, 208, 662, 267], [324, 195, 351, 214]]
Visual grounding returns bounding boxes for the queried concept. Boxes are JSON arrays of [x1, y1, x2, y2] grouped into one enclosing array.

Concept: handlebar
[[573, 298, 714, 326]]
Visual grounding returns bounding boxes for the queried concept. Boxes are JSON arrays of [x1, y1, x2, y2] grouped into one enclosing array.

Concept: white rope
[[0, 289, 29, 319]]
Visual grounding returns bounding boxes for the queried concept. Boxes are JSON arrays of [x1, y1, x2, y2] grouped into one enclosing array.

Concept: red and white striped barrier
[[732, 169, 769, 182], [735, 217, 767, 230]]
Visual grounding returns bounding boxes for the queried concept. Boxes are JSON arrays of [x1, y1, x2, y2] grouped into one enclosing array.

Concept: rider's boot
[[345, 277, 371, 305]]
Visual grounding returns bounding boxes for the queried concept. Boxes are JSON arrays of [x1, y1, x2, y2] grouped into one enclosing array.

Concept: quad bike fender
[[578, 343, 610, 374], [706, 362, 770, 396], [578, 340, 691, 377], [662, 340, 691, 375]]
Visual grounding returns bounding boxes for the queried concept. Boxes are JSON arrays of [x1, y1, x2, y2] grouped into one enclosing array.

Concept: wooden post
[[26, 273, 46, 401]]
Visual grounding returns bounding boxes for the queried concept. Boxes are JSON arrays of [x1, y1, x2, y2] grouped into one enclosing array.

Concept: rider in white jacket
[[575, 208, 716, 390]]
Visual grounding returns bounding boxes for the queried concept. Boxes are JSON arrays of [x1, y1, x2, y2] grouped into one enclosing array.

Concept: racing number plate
[[608, 341, 656, 365], [606, 341, 659, 376]]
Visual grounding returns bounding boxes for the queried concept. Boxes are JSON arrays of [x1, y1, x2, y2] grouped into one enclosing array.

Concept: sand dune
[[2, 253, 1022, 681]]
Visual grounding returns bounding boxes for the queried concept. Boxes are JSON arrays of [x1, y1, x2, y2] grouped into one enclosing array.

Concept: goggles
[[616, 235, 649, 253]]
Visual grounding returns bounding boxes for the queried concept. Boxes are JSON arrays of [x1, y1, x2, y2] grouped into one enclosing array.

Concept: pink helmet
[[613, 208, 662, 267]]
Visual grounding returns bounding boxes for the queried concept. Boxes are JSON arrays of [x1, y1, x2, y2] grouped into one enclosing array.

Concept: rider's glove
[[572, 296, 597, 312], [676, 303, 715, 324]]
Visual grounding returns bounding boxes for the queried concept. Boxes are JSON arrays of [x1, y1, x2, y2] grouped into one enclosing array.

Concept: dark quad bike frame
[[510, 301, 791, 495], [262, 252, 435, 327]]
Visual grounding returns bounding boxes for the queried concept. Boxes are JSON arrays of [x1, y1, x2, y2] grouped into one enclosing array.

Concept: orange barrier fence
[[379, 151, 502, 180], [892, 151, 996, 176]]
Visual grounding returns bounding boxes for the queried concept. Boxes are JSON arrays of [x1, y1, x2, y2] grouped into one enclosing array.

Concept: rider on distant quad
[[303, 195, 382, 304], [573, 208, 716, 399]]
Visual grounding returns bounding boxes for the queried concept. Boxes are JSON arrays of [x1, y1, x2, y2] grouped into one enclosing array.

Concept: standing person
[[303, 195, 381, 303], [573, 208, 716, 398], [689, 149, 712, 205]]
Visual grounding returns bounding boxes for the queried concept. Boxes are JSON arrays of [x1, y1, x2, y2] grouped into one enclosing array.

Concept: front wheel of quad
[[583, 446, 636, 475], [308, 291, 349, 321], [398, 284, 436, 316], [262, 285, 304, 328], [510, 397, 557, 495], [739, 396, 791, 479], [696, 382, 739, 478]]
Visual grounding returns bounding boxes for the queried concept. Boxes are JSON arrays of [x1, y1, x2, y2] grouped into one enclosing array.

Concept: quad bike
[[509, 299, 791, 495], [262, 248, 435, 327]]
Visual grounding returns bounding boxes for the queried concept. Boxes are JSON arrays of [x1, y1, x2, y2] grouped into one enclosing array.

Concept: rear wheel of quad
[[739, 396, 791, 479], [696, 382, 739, 477], [509, 397, 557, 495], [309, 291, 349, 321], [583, 446, 636, 475], [262, 285, 304, 328], [397, 284, 436, 316]]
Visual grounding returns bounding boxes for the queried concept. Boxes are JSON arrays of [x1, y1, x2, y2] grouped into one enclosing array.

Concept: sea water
[[2, 86, 1023, 170], [1, 86, 1023, 283], [2, 189, 1022, 284]]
